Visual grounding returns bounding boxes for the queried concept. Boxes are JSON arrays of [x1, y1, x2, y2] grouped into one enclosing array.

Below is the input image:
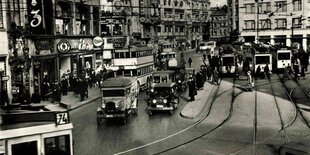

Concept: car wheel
[[122, 118, 127, 124], [148, 110, 153, 116], [169, 110, 174, 115], [97, 117, 103, 126]]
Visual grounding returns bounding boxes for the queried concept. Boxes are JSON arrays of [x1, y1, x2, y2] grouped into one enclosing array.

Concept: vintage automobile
[[97, 77, 139, 125], [147, 83, 179, 116], [185, 67, 196, 82], [167, 65, 186, 91]]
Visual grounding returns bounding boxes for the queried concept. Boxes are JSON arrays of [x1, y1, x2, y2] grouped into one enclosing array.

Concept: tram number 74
[[55, 112, 70, 125]]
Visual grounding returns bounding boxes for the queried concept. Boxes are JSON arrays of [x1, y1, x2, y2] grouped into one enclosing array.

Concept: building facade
[[158, 0, 210, 49], [239, 0, 310, 50], [1, 0, 211, 105], [227, 0, 239, 31], [210, 6, 230, 40], [1, 0, 102, 105]]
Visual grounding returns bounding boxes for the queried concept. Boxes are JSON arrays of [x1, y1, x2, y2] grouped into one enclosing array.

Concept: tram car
[[219, 45, 237, 76], [275, 49, 292, 70], [254, 53, 272, 73], [219, 54, 236, 75]]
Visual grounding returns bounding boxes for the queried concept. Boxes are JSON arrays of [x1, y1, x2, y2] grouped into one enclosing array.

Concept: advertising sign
[[27, 0, 44, 34]]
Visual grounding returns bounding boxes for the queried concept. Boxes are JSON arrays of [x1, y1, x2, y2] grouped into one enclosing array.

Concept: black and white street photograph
[[1, 0, 310, 154]]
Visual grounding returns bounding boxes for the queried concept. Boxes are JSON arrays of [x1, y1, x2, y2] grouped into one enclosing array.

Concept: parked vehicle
[[147, 83, 179, 116], [97, 77, 139, 125]]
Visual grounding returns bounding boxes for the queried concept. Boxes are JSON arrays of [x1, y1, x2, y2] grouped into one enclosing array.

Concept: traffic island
[[180, 82, 216, 119]]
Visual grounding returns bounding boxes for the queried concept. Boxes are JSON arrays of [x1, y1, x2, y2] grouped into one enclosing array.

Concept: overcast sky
[[210, 0, 226, 7]]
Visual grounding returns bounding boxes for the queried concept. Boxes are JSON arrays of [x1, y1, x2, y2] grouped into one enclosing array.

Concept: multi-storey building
[[210, 6, 230, 40], [158, 0, 210, 49], [1, 0, 101, 105], [100, 0, 159, 89], [227, 0, 239, 31], [239, 0, 310, 50]]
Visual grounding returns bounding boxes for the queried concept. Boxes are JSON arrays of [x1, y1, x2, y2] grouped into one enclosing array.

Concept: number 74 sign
[[55, 112, 70, 125]]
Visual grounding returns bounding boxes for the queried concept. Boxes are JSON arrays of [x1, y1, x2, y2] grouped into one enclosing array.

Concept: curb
[[179, 83, 216, 119], [60, 97, 101, 111], [179, 111, 195, 119]]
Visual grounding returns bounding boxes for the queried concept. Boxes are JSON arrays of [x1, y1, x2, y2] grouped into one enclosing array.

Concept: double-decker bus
[[110, 46, 154, 90]]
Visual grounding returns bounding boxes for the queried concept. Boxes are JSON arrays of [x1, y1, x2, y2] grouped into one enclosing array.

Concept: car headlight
[[178, 80, 181, 83], [115, 102, 119, 108], [152, 99, 157, 104], [163, 99, 168, 104]]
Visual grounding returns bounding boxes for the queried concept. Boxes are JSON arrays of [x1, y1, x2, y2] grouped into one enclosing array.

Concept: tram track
[[153, 77, 238, 155], [267, 76, 289, 142], [114, 77, 239, 155], [278, 73, 310, 129]]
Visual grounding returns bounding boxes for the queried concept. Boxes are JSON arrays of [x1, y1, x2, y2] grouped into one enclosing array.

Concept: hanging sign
[[93, 36, 104, 47], [57, 40, 71, 53], [27, 0, 44, 34]]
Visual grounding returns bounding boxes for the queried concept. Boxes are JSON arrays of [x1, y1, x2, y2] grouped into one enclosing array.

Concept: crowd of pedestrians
[[36, 68, 113, 103], [186, 52, 221, 101]]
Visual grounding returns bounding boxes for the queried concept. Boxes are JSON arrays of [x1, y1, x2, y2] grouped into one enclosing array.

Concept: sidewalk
[[27, 86, 101, 111], [180, 81, 216, 119]]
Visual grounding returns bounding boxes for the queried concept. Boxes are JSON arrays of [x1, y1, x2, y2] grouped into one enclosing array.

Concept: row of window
[[123, 65, 154, 77], [213, 22, 227, 27], [244, 18, 303, 30], [212, 29, 228, 36], [162, 0, 208, 9], [55, 2, 100, 35], [244, 0, 302, 14], [114, 50, 153, 59], [211, 16, 227, 21]]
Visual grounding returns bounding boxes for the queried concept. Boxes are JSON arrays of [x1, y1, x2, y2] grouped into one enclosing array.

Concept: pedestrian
[[91, 69, 96, 87], [61, 76, 68, 95], [96, 71, 102, 87], [51, 81, 61, 103], [246, 71, 253, 91], [41, 81, 49, 101], [195, 71, 203, 90], [203, 53, 207, 61], [264, 64, 270, 79], [201, 67, 207, 83], [188, 77, 196, 101], [79, 79, 86, 101], [188, 57, 192, 67], [181, 51, 184, 59], [31, 89, 41, 103], [206, 66, 212, 81], [212, 68, 219, 85], [293, 60, 300, 78], [282, 66, 291, 80], [255, 65, 261, 80]]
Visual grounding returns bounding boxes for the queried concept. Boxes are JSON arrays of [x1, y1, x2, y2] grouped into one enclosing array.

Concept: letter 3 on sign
[[30, 10, 42, 27]]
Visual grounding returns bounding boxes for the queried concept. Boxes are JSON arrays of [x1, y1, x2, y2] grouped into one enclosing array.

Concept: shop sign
[[78, 39, 93, 51], [35, 39, 53, 51], [57, 40, 71, 53], [27, 0, 44, 34], [1, 75, 9, 81], [93, 36, 104, 47]]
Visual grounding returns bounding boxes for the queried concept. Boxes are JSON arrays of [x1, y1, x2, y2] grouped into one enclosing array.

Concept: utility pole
[[255, 0, 260, 43]]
